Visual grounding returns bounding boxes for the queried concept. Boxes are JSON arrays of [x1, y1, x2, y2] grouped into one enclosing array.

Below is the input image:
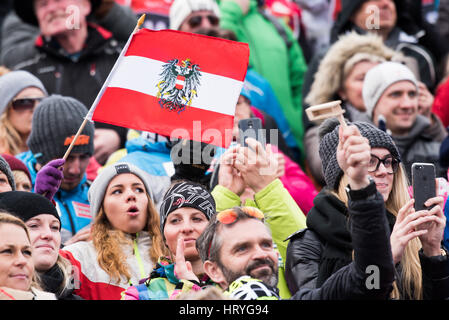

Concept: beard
[[219, 257, 279, 288]]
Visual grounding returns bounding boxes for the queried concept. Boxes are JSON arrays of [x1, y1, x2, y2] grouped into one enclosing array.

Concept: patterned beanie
[[318, 118, 401, 191], [159, 181, 216, 232], [27, 95, 94, 165], [169, 0, 220, 30]]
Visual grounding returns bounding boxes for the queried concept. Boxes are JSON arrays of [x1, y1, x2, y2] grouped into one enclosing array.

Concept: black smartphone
[[238, 118, 266, 148], [412, 163, 436, 211]]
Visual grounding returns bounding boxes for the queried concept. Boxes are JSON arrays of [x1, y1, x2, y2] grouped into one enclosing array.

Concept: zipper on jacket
[[132, 234, 146, 281]]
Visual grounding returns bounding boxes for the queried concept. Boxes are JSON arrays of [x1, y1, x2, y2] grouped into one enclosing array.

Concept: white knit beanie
[[362, 61, 418, 118], [169, 0, 220, 30]]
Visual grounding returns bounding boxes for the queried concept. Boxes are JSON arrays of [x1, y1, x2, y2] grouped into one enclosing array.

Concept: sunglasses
[[11, 97, 43, 112], [187, 14, 219, 29], [368, 154, 400, 174], [207, 207, 265, 259]]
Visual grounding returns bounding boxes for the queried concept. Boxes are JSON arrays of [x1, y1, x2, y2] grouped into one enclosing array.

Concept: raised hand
[[234, 138, 278, 193], [174, 237, 199, 283], [336, 125, 371, 190], [417, 196, 446, 257], [218, 145, 246, 196], [34, 158, 65, 200]]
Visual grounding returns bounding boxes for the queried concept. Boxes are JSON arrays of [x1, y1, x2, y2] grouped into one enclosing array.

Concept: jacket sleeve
[[419, 249, 449, 300], [290, 189, 395, 300], [253, 179, 307, 263], [211, 184, 242, 212], [285, 229, 323, 294]]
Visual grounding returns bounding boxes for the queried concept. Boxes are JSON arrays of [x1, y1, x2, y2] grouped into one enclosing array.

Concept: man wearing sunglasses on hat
[[173, 124, 396, 300]]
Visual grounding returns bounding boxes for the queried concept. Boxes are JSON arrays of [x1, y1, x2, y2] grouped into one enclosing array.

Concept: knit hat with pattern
[[318, 118, 401, 190]]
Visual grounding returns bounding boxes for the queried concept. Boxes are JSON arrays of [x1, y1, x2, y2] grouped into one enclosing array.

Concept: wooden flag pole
[[62, 14, 146, 161]]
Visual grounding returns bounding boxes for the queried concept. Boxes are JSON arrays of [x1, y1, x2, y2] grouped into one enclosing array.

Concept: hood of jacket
[[305, 31, 399, 106]]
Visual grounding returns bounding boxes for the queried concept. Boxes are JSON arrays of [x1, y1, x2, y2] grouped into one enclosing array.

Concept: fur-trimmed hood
[[305, 32, 401, 106]]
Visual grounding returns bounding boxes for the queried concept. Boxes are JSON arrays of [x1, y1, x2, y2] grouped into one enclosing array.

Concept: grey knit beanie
[[88, 162, 155, 217], [318, 118, 401, 191], [0, 155, 16, 191], [362, 61, 418, 118], [0, 70, 47, 115], [27, 95, 94, 165], [169, 0, 220, 30]]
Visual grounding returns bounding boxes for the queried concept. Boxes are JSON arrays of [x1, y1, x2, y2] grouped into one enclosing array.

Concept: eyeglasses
[[207, 207, 265, 259], [187, 14, 219, 29], [368, 154, 399, 174], [11, 97, 43, 112]]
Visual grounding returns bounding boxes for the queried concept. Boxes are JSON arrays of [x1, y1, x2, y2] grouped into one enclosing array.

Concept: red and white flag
[[87, 29, 249, 148]]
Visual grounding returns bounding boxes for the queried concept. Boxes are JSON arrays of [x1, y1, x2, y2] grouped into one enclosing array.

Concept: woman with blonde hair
[[286, 119, 449, 300], [0, 70, 47, 156], [0, 211, 56, 300], [60, 162, 168, 300], [0, 191, 78, 299]]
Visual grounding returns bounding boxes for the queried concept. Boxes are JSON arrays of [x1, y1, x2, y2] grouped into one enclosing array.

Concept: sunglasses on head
[[207, 207, 265, 259], [187, 14, 219, 29], [11, 97, 43, 112]]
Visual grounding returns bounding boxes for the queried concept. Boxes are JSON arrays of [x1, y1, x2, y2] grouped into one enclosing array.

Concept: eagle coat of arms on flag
[[156, 58, 201, 113]]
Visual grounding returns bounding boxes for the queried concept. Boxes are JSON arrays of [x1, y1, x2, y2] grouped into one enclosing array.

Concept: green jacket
[[219, 0, 308, 161], [211, 179, 307, 299]]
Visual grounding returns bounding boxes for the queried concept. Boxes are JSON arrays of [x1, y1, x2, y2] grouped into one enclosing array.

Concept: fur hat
[[319, 118, 400, 191], [169, 0, 220, 30], [305, 32, 400, 106]]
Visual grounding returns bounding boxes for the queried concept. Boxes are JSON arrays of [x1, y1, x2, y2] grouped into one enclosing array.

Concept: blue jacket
[[244, 68, 297, 149], [17, 151, 91, 244]]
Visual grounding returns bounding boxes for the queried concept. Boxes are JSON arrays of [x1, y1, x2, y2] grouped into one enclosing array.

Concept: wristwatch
[[345, 177, 376, 201]]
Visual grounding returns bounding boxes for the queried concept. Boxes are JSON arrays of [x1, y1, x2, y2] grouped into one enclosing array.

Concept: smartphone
[[238, 118, 266, 148], [412, 163, 436, 211]]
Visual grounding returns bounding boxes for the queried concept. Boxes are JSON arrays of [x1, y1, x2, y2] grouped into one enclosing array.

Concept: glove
[[35, 159, 65, 201]]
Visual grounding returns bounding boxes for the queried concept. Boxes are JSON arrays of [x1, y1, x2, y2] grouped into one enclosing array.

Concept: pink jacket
[[272, 145, 318, 215]]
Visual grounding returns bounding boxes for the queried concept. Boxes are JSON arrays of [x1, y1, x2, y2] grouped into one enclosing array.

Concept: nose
[[179, 220, 194, 234], [40, 225, 54, 241], [66, 158, 81, 176], [14, 251, 29, 267]]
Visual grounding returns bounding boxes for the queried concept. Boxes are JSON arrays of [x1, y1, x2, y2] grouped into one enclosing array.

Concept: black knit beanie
[[0, 191, 60, 227], [318, 118, 401, 191], [27, 95, 94, 165], [159, 181, 216, 232]]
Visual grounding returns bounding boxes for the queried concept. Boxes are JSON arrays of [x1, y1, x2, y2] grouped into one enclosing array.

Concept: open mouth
[[127, 205, 139, 216]]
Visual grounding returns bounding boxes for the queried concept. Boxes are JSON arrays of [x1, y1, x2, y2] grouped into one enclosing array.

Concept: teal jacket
[[211, 179, 307, 299], [219, 0, 308, 161]]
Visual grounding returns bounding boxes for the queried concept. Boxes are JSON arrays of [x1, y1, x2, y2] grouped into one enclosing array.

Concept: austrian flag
[[87, 29, 249, 148]]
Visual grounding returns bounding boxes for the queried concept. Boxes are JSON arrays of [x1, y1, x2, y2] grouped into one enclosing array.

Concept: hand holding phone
[[238, 118, 265, 149], [412, 163, 436, 211]]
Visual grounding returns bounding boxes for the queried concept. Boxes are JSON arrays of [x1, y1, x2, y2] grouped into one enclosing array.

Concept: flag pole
[[62, 14, 146, 161]]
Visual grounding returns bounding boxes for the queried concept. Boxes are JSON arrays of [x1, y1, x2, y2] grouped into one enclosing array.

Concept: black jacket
[[6, 23, 128, 148], [289, 182, 395, 300], [286, 188, 449, 300]]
